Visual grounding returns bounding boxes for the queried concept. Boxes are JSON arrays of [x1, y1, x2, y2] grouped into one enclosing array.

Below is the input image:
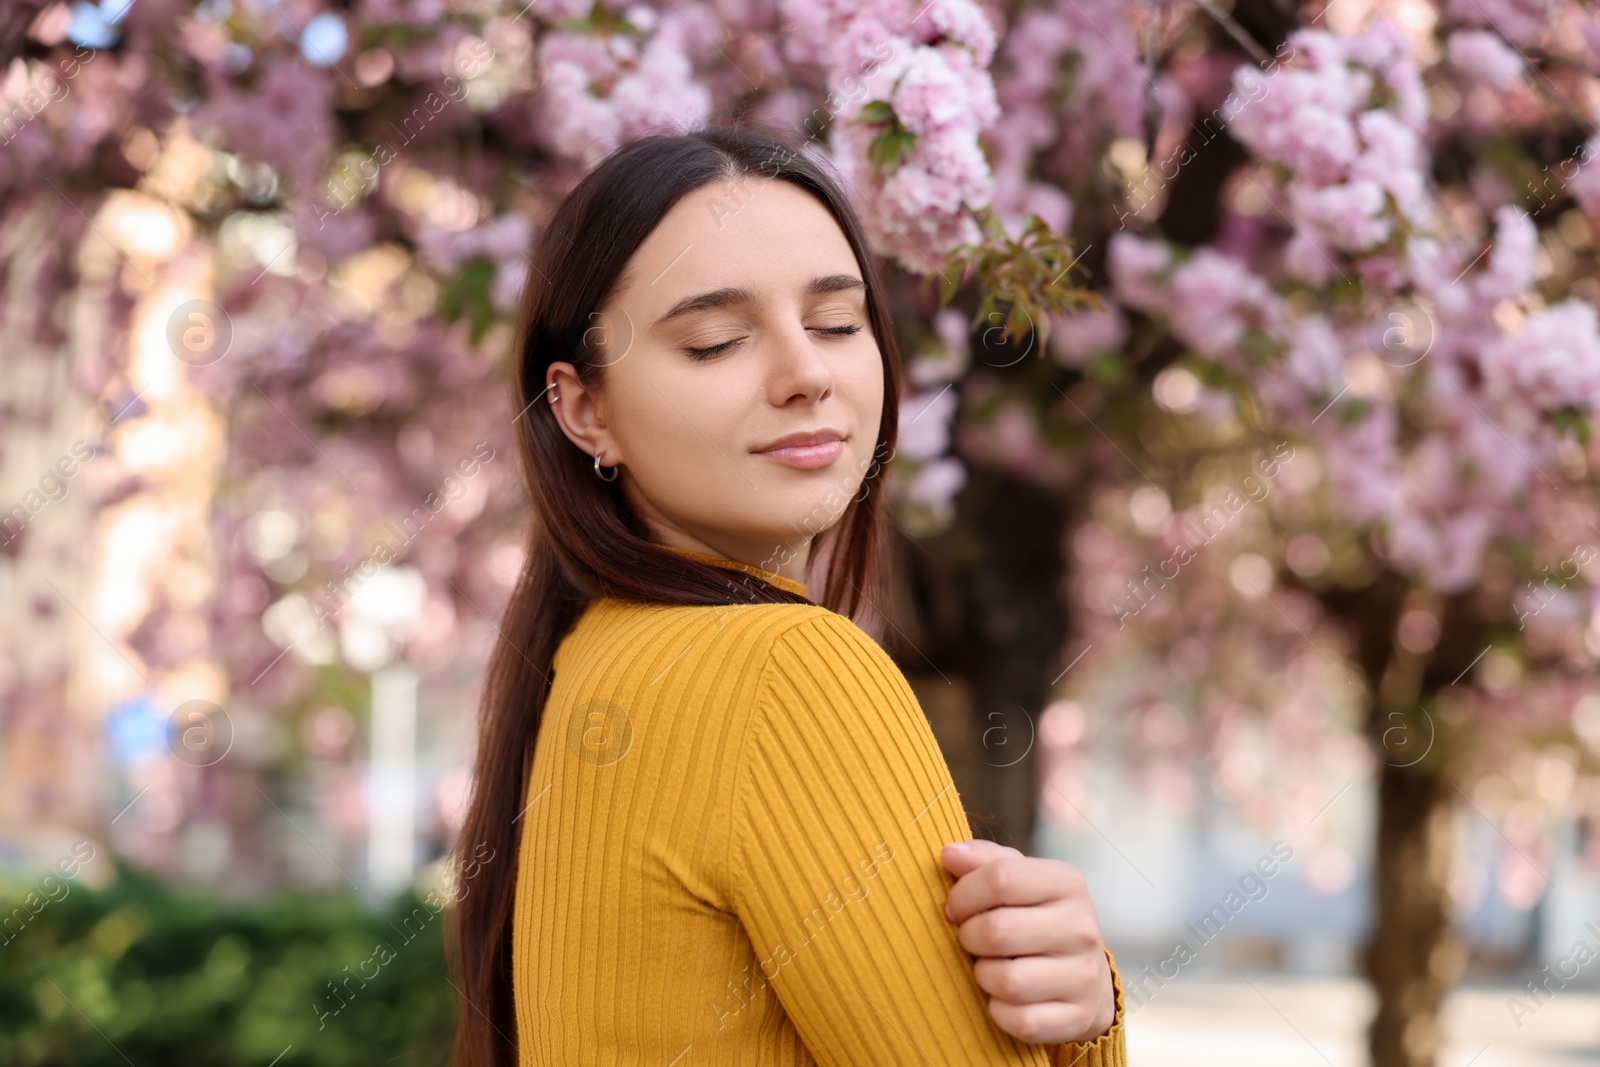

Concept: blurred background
[[3, 0, 1600, 1064]]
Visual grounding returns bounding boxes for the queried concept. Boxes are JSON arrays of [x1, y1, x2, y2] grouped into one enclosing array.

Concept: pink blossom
[[1446, 30, 1525, 89], [1229, 20, 1433, 269], [1288, 179, 1392, 252], [1228, 77, 1361, 185], [934, 307, 971, 361], [1388, 508, 1495, 592], [1560, 133, 1600, 218], [1475, 206, 1537, 304], [1257, 315, 1346, 416], [899, 387, 959, 461], [1351, 110, 1431, 225], [904, 455, 967, 515], [1482, 299, 1600, 411], [1107, 232, 1172, 313], [940, 44, 1000, 130], [1166, 248, 1284, 362], [777, 0, 884, 69], [1049, 302, 1127, 367], [537, 60, 621, 159], [833, 64, 996, 270], [1407, 235, 1475, 318], [610, 35, 712, 140], [892, 47, 983, 135], [359, 0, 451, 21], [1283, 232, 1338, 286], [539, 32, 616, 81], [194, 59, 337, 191], [834, 16, 906, 80], [1373, 53, 1428, 133], [804, 5, 1000, 273], [1354, 253, 1407, 290], [880, 142, 988, 217], [411, 212, 533, 275], [533, 22, 711, 163], [995, 180, 1072, 244], [916, 0, 998, 66], [1453, 415, 1537, 504], [1317, 403, 1403, 523], [1443, 0, 1561, 47], [998, 0, 1148, 165]]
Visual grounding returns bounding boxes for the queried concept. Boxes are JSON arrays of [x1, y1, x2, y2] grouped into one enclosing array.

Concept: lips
[[753, 429, 846, 470]]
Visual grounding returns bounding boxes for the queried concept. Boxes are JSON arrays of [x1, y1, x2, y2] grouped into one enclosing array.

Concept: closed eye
[[684, 323, 864, 360]]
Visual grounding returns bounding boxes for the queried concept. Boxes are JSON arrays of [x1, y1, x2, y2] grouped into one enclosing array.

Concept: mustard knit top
[[510, 545, 1127, 1065]]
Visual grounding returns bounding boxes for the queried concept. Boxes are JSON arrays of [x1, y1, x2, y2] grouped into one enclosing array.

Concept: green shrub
[[0, 860, 457, 1066]]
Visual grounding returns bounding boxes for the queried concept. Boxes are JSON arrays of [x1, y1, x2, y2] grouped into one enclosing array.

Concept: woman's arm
[[727, 612, 1127, 1066]]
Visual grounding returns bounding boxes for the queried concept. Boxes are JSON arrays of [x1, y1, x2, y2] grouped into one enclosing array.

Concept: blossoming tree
[[1080, 10, 1600, 1065]]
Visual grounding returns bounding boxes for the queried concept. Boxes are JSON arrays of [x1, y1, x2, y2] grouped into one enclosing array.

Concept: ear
[[545, 362, 620, 465]]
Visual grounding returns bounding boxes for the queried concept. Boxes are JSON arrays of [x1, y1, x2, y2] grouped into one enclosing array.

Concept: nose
[[766, 319, 834, 406]]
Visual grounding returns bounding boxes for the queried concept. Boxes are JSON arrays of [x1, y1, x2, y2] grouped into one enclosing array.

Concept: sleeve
[[728, 613, 1127, 1067]]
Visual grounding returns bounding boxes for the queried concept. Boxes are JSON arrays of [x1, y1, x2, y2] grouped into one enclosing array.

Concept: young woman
[[449, 125, 1127, 1066]]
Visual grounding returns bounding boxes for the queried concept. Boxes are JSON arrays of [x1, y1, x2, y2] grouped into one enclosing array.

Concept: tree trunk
[[1363, 756, 1457, 1067], [887, 465, 1072, 850], [1320, 580, 1480, 1067]]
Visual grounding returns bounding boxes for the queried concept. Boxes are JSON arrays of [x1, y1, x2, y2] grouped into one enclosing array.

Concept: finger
[[940, 839, 1019, 878], [945, 855, 1084, 923], [972, 951, 1103, 1005], [987, 995, 1101, 1046], [955, 900, 1102, 958]]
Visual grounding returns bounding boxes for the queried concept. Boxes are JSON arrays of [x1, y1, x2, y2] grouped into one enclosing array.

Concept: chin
[[767, 495, 854, 543]]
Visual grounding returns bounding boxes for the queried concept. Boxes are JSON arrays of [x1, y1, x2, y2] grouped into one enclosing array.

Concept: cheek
[[838, 341, 885, 431], [854, 376, 886, 467], [611, 360, 746, 495]]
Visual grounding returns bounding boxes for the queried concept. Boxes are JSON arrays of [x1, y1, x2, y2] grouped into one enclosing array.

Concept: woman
[[449, 125, 1127, 1066]]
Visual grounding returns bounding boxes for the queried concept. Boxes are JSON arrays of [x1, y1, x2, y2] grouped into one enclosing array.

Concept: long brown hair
[[447, 124, 905, 1066]]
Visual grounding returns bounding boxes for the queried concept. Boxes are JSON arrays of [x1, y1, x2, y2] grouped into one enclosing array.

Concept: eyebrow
[[651, 274, 866, 330]]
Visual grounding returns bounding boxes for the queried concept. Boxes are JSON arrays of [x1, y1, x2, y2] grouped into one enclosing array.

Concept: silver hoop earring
[[548, 389, 559, 403], [594, 449, 619, 482]]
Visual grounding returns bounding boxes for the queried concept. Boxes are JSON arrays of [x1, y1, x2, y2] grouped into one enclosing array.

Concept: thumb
[[940, 838, 1017, 877]]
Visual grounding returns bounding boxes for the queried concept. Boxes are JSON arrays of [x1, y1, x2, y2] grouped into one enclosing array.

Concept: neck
[[653, 531, 811, 587]]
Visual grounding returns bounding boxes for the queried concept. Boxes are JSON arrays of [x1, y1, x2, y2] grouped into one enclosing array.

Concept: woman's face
[[547, 176, 886, 577]]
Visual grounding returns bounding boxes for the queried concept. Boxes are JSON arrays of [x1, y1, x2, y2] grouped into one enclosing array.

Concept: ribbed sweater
[[510, 545, 1127, 1065]]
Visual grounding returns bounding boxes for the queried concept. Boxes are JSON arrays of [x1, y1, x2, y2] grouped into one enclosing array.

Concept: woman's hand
[[940, 839, 1117, 1046]]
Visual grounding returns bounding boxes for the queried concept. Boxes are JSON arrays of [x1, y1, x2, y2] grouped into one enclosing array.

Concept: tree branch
[[1193, 0, 1272, 66]]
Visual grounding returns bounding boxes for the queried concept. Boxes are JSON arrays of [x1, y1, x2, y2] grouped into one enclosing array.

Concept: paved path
[[1126, 973, 1600, 1065]]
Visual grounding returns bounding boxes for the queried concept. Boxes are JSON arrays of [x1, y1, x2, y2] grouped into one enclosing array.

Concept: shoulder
[[560, 598, 893, 694], [731, 609, 960, 875], [752, 609, 924, 736], [759, 609, 898, 681], [555, 598, 841, 690]]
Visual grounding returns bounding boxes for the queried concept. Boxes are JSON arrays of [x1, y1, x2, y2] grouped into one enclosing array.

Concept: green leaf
[[1005, 301, 1031, 346], [867, 127, 916, 173], [1338, 398, 1375, 425], [1553, 405, 1592, 445], [939, 256, 968, 307], [1087, 351, 1127, 384], [438, 257, 498, 346], [857, 99, 896, 125]]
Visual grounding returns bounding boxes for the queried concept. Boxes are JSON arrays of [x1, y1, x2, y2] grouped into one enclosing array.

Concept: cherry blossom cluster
[[1228, 20, 1431, 276], [530, 3, 713, 166], [777, 0, 1001, 272], [1107, 198, 1597, 594]]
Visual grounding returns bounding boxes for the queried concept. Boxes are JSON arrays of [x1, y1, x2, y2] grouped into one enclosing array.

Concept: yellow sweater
[[511, 546, 1127, 1065]]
